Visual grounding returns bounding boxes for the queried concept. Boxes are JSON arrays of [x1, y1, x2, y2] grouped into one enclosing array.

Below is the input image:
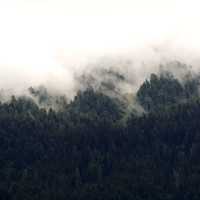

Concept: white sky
[[0, 0, 199, 89]]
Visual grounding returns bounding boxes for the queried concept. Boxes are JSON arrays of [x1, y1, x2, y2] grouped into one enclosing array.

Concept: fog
[[0, 0, 200, 98]]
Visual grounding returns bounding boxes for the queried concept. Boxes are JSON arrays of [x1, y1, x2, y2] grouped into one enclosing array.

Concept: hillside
[[0, 66, 200, 199]]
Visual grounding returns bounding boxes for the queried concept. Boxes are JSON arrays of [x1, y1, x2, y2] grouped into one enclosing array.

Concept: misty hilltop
[[1, 0, 200, 199], [1, 60, 200, 199], [1, 60, 200, 114]]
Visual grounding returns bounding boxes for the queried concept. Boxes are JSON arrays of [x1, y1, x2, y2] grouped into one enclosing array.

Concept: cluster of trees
[[137, 71, 200, 111], [1, 69, 200, 199]]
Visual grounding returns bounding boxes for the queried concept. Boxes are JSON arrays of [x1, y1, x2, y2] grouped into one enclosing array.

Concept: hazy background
[[0, 0, 200, 95]]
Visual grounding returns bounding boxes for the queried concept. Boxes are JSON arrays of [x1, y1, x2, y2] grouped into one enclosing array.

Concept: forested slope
[[0, 68, 200, 199]]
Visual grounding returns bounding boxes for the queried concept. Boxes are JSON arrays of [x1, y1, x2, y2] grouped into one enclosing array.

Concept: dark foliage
[[0, 73, 200, 199], [137, 72, 199, 111]]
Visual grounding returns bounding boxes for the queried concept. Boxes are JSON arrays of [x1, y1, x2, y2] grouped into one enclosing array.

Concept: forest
[[1, 62, 200, 200]]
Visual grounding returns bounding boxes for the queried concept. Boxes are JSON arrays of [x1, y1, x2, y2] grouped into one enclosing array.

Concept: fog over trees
[[1, 0, 200, 199], [0, 62, 200, 199]]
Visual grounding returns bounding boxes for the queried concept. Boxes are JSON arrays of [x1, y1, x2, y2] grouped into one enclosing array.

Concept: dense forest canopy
[[1, 62, 200, 199]]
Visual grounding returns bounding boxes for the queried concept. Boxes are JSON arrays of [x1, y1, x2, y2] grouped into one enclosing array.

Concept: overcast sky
[[0, 0, 199, 90]]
